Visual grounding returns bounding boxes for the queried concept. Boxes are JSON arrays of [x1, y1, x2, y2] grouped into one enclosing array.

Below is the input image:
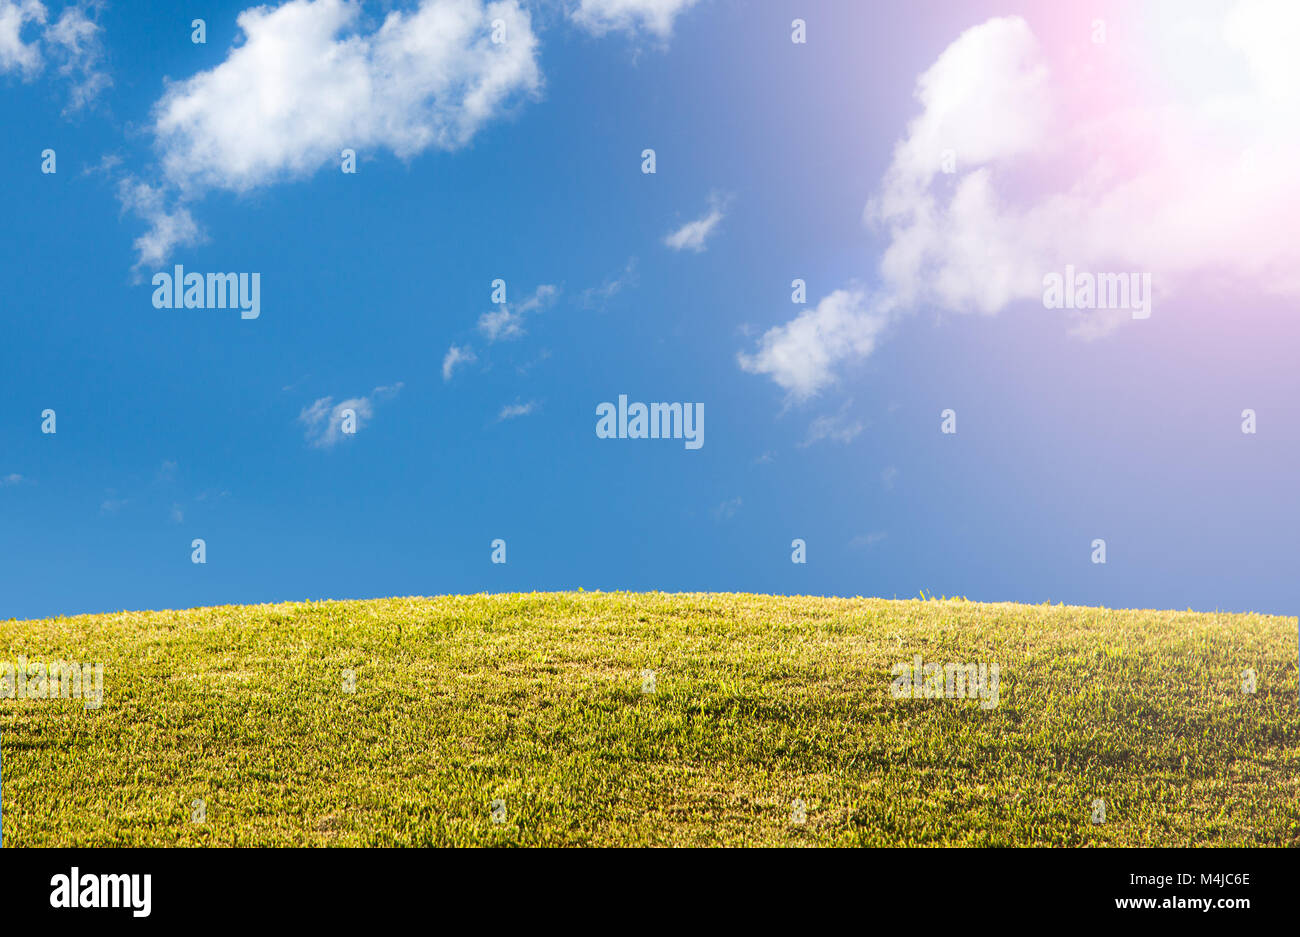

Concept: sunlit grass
[[1, 592, 1296, 846]]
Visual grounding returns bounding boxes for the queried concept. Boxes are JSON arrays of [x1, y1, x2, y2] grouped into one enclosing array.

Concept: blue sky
[[2, 0, 1297, 620]]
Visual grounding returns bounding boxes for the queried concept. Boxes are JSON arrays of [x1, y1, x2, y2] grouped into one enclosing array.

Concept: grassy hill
[[1, 592, 1296, 846]]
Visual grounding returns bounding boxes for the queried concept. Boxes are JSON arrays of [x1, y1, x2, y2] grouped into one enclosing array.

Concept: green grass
[[1, 592, 1296, 846]]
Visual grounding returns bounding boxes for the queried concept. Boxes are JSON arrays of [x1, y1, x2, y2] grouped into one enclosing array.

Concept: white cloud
[[864, 17, 1055, 316], [871, 6, 1300, 321], [664, 193, 727, 252], [152, 0, 541, 196], [743, 20, 1041, 401], [0, 0, 44, 76], [442, 344, 477, 381], [743, 5, 1300, 398], [1, 472, 24, 486], [738, 289, 889, 401], [497, 399, 537, 420], [477, 283, 557, 341], [570, 0, 699, 39], [0, 1, 108, 107], [120, 0, 542, 268], [170, 503, 184, 524], [299, 382, 402, 448]]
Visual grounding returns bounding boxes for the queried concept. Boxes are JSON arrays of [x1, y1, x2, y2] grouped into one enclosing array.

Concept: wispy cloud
[[45, 3, 109, 110], [579, 258, 637, 309], [1, 472, 24, 486], [664, 193, 728, 253], [515, 349, 551, 375], [477, 284, 558, 342], [849, 531, 887, 548], [800, 399, 865, 447], [117, 177, 203, 273], [570, 0, 700, 40], [712, 496, 742, 521], [0, 1, 109, 109], [441, 344, 477, 381], [497, 400, 539, 421], [299, 383, 403, 449]]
